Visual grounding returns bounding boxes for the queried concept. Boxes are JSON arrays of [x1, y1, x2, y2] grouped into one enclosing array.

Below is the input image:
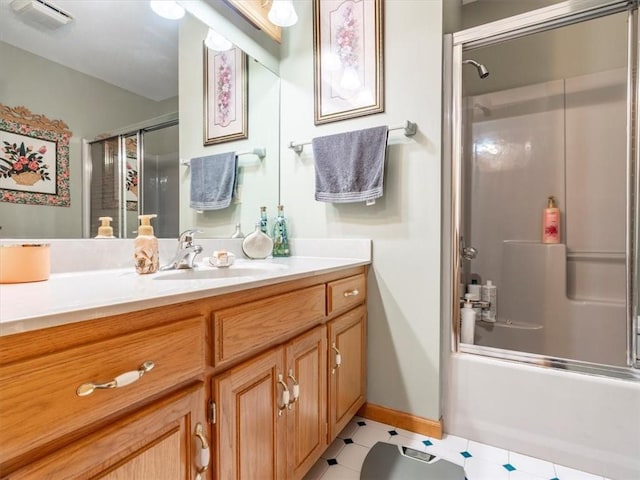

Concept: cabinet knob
[[343, 289, 360, 297], [194, 422, 210, 478], [76, 361, 154, 397]]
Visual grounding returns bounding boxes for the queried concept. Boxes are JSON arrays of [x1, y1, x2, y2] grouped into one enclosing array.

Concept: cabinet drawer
[[0, 317, 205, 469], [213, 285, 325, 367], [327, 274, 366, 315]]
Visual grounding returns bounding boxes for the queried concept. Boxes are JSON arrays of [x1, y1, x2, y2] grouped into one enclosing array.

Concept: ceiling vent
[[10, 0, 73, 29]]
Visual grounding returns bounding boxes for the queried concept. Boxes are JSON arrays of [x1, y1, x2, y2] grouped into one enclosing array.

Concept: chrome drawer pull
[[343, 289, 360, 297], [76, 361, 155, 397], [194, 422, 210, 479]]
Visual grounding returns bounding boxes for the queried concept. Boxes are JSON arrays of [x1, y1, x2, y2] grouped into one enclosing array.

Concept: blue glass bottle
[[272, 205, 290, 257]]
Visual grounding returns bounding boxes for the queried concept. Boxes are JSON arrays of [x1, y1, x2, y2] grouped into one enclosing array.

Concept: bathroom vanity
[[0, 250, 369, 480]]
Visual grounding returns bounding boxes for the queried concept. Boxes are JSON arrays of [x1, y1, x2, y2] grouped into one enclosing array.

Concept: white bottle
[[481, 280, 497, 323], [460, 296, 476, 344]]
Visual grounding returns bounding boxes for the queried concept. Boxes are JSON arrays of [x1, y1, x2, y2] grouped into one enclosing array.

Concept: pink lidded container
[[0, 244, 51, 284]]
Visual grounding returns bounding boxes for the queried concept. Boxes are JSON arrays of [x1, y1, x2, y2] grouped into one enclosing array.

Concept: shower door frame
[[444, 0, 640, 379]]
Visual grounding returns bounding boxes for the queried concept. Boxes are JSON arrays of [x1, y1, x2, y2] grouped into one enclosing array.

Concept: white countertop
[[0, 239, 371, 336]]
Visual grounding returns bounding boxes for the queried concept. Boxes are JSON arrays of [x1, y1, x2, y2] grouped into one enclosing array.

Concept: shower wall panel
[[466, 80, 565, 292], [465, 69, 627, 364], [565, 68, 626, 303]]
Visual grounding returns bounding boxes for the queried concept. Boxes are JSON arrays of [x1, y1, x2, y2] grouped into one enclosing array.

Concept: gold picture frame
[[313, 0, 384, 125]]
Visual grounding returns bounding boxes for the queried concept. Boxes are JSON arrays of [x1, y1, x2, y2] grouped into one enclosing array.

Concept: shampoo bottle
[[481, 280, 497, 323], [95, 216, 115, 238], [542, 196, 560, 244], [460, 294, 476, 344], [134, 214, 159, 274]]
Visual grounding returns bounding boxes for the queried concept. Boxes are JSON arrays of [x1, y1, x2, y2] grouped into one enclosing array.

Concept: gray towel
[[312, 126, 389, 203], [189, 152, 237, 210]]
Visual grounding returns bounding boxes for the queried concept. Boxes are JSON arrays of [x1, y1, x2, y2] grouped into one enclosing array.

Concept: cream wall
[[0, 42, 177, 238], [279, 0, 444, 420]]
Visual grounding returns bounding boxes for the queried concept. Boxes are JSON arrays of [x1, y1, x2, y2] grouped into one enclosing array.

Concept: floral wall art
[[313, 0, 384, 124], [204, 44, 248, 145], [0, 104, 71, 207]]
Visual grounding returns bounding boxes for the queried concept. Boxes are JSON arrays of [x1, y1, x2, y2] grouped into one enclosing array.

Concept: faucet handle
[[179, 229, 202, 245]]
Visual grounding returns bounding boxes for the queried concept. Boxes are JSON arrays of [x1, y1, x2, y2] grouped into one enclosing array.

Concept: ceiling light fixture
[[205, 28, 232, 52], [149, 0, 185, 20], [268, 0, 298, 27]]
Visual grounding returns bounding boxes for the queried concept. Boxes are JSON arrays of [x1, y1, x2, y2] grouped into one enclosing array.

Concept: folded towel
[[312, 126, 389, 203], [189, 152, 237, 210]]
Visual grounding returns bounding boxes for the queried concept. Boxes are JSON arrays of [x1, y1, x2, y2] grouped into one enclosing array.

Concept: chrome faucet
[[160, 229, 203, 270]]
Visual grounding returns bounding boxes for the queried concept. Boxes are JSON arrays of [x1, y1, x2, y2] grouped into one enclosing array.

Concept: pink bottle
[[542, 196, 560, 244]]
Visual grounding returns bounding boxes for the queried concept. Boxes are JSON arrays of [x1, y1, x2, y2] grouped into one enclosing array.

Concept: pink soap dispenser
[[542, 196, 560, 244]]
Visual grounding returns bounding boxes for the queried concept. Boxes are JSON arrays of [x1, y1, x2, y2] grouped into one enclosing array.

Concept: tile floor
[[303, 417, 612, 480]]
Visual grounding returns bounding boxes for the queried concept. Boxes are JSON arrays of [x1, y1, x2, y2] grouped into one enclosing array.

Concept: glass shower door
[[86, 120, 179, 239], [447, 0, 640, 377]]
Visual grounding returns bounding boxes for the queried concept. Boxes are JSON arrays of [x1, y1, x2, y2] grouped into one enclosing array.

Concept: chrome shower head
[[463, 59, 489, 79]]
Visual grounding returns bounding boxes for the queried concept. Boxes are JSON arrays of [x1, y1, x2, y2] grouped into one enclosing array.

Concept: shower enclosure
[[444, 0, 640, 378], [83, 117, 179, 238]]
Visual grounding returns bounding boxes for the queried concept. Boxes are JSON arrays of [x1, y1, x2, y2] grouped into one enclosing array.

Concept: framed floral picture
[[204, 44, 248, 145], [313, 0, 384, 125], [0, 104, 71, 207]]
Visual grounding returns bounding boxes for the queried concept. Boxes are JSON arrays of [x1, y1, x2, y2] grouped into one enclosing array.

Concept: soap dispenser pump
[[134, 214, 159, 274], [95, 216, 115, 238]]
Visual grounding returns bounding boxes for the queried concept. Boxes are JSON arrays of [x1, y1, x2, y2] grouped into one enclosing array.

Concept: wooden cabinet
[[0, 265, 367, 480], [213, 326, 328, 480], [285, 326, 328, 480], [0, 316, 209, 479], [328, 305, 367, 440], [211, 271, 368, 479], [4, 383, 207, 480]]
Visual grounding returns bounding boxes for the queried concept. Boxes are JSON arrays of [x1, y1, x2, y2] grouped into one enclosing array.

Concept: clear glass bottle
[[259, 206, 269, 234], [272, 205, 290, 257]]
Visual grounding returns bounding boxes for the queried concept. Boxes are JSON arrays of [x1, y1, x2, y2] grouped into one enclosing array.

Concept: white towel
[[312, 126, 389, 203], [189, 152, 237, 210]]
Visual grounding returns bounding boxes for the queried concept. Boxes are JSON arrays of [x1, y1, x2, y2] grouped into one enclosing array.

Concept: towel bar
[[181, 147, 266, 166], [288, 120, 417, 154]]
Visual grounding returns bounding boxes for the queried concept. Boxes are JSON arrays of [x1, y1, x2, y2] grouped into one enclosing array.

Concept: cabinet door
[[285, 326, 328, 480], [214, 348, 287, 480], [327, 305, 367, 440], [4, 383, 208, 480]]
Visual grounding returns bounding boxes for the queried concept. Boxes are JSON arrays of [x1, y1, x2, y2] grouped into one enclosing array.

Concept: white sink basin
[[153, 259, 288, 281]]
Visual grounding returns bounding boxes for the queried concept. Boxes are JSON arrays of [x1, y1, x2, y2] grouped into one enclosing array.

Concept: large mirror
[[0, 0, 280, 239]]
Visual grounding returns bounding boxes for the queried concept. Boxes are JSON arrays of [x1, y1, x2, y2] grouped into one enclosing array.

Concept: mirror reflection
[[0, 0, 280, 239]]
